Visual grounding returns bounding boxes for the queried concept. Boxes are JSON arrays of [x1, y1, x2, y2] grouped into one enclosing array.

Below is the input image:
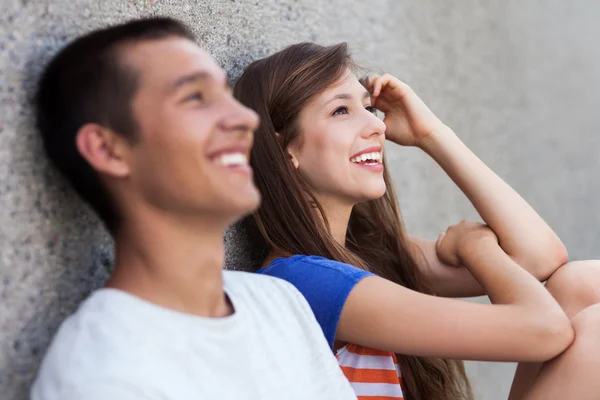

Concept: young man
[[31, 17, 356, 400]]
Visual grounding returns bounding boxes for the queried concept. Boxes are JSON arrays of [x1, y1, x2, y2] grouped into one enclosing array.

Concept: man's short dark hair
[[35, 17, 195, 234]]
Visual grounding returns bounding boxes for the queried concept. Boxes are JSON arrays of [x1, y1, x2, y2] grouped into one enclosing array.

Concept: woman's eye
[[332, 106, 349, 116], [366, 106, 377, 114]]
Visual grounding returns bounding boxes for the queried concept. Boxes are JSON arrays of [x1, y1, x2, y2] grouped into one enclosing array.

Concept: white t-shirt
[[31, 271, 357, 400]]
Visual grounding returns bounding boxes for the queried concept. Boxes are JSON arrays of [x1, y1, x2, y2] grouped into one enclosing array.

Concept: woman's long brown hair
[[233, 42, 472, 400]]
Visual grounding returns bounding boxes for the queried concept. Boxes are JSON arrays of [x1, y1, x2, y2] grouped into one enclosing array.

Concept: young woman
[[233, 42, 600, 400]]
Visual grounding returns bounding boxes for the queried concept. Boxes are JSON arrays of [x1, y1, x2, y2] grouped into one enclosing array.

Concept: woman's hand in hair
[[363, 74, 448, 147], [435, 220, 498, 267]]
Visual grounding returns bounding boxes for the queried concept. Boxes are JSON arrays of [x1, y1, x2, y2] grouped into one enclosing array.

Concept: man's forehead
[[122, 37, 224, 85]]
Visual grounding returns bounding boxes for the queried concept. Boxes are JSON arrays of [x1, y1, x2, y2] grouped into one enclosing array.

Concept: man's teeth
[[215, 152, 248, 167], [350, 152, 382, 163]]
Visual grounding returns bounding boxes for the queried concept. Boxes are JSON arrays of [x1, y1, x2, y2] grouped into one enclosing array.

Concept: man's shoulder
[[223, 270, 312, 320], [223, 269, 301, 296], [34, 290, 155, 383]]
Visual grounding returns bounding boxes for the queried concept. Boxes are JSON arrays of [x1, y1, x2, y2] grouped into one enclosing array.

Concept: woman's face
[[289, 69, 387, 208]]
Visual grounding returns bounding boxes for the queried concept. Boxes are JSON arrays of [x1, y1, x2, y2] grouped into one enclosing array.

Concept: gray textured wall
[[2, 1, 600, 399]]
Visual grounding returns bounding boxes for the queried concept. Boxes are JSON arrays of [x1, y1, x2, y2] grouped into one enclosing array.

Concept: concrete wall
[[2, 1, 600, 399]]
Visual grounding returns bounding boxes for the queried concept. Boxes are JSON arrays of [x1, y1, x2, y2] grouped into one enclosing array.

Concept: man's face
[[121, 37, 260, 223]]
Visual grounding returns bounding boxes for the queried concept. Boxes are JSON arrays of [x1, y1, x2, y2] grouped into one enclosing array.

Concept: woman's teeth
[[350, 152, 382, 163], [215, 152, 249, 167]]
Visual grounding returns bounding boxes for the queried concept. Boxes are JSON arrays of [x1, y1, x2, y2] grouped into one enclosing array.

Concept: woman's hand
[[363, 74, 447, 147], [435, 220, 498, 267]]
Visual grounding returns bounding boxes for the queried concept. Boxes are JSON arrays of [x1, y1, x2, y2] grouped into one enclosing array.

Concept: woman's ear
[[275, 132, 284, 145], [288, 151, 299, 169], [276, 132, 300, 169]]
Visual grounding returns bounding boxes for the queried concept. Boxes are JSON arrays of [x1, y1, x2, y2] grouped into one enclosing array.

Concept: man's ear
[[75, 123, 132, 178]]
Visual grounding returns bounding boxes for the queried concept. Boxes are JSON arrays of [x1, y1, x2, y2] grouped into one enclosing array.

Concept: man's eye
[[366, 106, 377, 114], [185, 92, 204, 102]]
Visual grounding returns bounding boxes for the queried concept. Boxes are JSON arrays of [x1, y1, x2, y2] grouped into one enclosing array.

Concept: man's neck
[[106, 209, 233, 318]]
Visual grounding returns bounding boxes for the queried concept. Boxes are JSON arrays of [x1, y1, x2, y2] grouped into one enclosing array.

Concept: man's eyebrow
[[169, 71, 211, 93]]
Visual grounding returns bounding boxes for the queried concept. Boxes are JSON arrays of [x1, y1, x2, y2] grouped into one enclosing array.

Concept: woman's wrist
[[459, 235, 501, 269], [417, 125, 459, 154]]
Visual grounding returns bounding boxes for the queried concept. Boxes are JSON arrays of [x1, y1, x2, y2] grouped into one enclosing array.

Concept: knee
[[571, 303, 600, 342], [545, 261, 600, 319], [548, 304, 600, 389]]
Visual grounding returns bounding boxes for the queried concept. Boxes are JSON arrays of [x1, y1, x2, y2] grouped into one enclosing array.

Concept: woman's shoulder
[[265, 254, 367, 272], [259, 254, 374, 283], [258, 255, 376, 349]]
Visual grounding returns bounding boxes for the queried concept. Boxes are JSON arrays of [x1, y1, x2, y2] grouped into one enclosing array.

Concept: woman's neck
[[263, 196, 355, 265], [317, 197, 354, 247]]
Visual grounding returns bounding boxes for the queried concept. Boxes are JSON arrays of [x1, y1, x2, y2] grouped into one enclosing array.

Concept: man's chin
[[238, 191, 261, 216], [221, 189, 261, 220]]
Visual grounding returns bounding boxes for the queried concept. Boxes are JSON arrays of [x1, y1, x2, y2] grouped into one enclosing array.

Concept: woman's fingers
[[363, 74, 416, 116], [360, 75, 376, 93], [372, 75, 391, 97], [373, 77, 384, 97], [365, 73, 412, 100], [365, 74, 396, 94]]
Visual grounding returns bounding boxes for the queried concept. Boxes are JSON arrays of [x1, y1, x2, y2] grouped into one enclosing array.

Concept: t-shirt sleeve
[[259, 256, 374, 349]]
